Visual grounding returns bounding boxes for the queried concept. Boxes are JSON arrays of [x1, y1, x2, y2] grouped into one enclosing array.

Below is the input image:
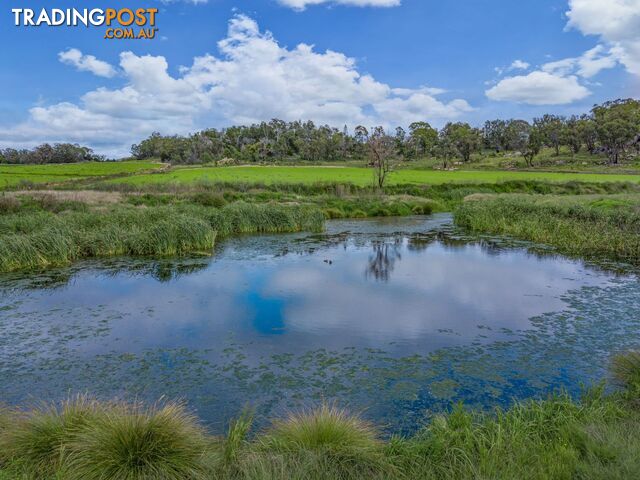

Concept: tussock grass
[[261, 405, 380, 454], [236, 405, 391, 480], [612, 351, 640, 392], [61, 402, 210, 480], [0, 202, 324, 272], [0, 396, 104, 478], [0, 398, 211, 480], [455, 194, 640, 263]]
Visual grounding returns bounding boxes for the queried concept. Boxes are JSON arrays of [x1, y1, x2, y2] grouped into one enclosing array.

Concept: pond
[[1, 214, 639, 434]]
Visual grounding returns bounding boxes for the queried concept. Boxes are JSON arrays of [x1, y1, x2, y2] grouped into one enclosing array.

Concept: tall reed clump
[[0, 202, 325, 272], [455, 194, 640, 263], [0, 398, 211, 480], [193, 202, 325, 237], [611, 351, 640, 396]]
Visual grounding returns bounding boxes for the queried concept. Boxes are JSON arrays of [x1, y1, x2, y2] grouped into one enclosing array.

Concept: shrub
[[0, 195, 20, 214], [191, 191, 227, 208]]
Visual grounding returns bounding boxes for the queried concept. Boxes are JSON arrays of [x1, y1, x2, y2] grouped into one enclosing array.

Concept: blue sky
[[1, 0, 638, 156]]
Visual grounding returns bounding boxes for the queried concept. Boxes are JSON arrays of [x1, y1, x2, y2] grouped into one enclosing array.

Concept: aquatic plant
[[455, 194, 640, 263], [0, 202, 325, 272]]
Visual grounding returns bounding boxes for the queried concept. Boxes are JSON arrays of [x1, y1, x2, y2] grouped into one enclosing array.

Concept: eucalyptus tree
[[592, 99, 640, 164], [534, 114, 565, 155], [408, 121, 438, 158], [441, 122, 483, 162]]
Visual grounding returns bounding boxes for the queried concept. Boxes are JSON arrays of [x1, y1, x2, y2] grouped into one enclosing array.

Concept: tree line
[[0, 143, 104, 164], [1, 99, 638, 166], [131, 98, 640, 167]]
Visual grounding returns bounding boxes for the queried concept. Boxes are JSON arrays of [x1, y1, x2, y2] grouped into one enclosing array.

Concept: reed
[[0, 202, 325, 272]]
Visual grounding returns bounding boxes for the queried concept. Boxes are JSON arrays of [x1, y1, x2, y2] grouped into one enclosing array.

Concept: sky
[[0, 0, 639, 157]]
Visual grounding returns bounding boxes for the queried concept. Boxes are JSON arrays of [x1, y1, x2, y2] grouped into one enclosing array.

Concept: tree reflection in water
[[366, 239, 403, 282]]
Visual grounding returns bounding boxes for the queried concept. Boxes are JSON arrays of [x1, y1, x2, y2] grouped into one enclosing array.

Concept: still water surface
[[1, 214, 638, 433]]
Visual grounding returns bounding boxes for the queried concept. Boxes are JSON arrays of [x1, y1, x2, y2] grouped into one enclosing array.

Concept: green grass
[[107, 165, 640, 188], [1, 357, 640, 480], [0, 398, 210, 480], [0, 161, 163, 188], [0, 202, 324, 272], [455, 193, 640, 263]]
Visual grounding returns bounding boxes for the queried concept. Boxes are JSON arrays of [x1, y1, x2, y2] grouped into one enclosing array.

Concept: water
[[1, 214, 639, 433]]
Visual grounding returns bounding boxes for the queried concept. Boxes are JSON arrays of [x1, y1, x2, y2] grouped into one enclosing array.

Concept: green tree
[[482, 119, 508, 152], [592, 99, 640, 164], [534, 114, 565, 155], [562, 116, 583, 155], [441, 122, 482, 162], [408, 121, 438, 157], [503, 120, 531, 151], [577, 115, 598, 154], [522, 126, 543, 167]]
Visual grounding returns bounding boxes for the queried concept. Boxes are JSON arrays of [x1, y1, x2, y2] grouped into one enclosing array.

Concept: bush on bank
[[0, 352, 639, 479]]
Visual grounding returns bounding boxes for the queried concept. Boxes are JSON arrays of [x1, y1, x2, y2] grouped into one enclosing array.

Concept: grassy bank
[[3, 179, 640, 272], [0, 202, 324, 272], [455, 194, 640, 264], [1, 352, 639, 479], [96, 177, 640, 213]]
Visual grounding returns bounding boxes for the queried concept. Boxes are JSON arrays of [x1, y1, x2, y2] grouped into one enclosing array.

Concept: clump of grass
[[455, 194, 640, 263], [254, 405, 390, 479], [0, 195, 20, 213], [611, 351, 640, 392], [62, 402, 210, 480], [0, 202, 325, 272], [390, 390, 628, 479], [0, 396, 103, 478], [263, 405, 380, 453], [0, 398, 212, 480], [190, 191, 227, 208]]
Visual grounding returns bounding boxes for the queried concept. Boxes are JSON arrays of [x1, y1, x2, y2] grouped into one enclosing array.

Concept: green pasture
[[109, 165, 640, 187], [0, 161, 162, 188]]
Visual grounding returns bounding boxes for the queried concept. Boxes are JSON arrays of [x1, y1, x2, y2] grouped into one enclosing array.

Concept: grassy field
[[1, 351, 640, 479], [106, 165, 640, 187], [0, 161, 163, 188]]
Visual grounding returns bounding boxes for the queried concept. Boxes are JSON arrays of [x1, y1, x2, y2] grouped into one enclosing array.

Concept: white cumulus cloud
[[509, 60, 530, 71], [542, 45, 618, 78], [485, 71, 591, 105], [1, 15, 470, 157], [566, 0, 640, 75], [58, 48, 117, 78]]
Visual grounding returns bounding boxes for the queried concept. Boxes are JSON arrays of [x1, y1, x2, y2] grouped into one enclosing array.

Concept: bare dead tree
[[367, 126, 397, 188]]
